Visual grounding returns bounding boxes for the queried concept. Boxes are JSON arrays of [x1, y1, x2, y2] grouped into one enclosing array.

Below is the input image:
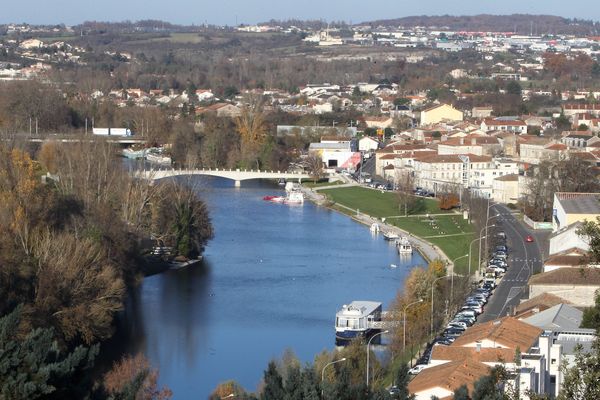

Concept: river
[[112, 177, 427, 398]]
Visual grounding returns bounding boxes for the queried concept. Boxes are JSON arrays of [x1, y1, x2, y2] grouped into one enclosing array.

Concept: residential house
[[528, 268, 600, 307], [542, 248, 588, 272], [561, 131, 599, 149], [519, 137, 567, 165], [472, 106, 494, 119], [364, 116, 393, 129], [481, 118, 528, 135], [437, 135, 502, 156], [552, 192, 600, 232], [408, 359, 491, 400], [425, 317, 546, 400], [549, 222, 590, 256], [492, 174, 519, 204], [420, 103, 464, 126], [562, 103, 600, 117], [358, 136, 381, 152]]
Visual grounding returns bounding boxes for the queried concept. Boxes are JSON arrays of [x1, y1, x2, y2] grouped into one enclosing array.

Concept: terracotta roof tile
[[451, 317, 542, 350], [408, 359, 489, 397], [528, 267, 600, 286]]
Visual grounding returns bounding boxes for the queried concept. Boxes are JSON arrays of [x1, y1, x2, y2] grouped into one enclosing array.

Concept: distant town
[[1, 14, 600, 400]]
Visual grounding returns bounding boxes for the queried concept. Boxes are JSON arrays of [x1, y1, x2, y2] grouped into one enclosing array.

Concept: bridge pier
[[234, 180, 241, 187]]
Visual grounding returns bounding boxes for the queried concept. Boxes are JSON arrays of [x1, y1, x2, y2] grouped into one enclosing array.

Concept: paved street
[[478, 204, 549, 322]]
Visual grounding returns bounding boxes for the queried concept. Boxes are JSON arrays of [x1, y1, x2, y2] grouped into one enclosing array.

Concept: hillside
[[361, 14, 599, 35]]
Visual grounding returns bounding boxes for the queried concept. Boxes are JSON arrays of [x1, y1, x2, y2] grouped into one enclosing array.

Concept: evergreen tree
[[299, 366, 319, 400], [471, 366, 506, 400], [391, 363, 414, 400], [453, 384, 469, 400], [581, 291, 600, 330], [0, 305, 98, 400], [284, 365, 302, 400], [261, 361, 285, 400]]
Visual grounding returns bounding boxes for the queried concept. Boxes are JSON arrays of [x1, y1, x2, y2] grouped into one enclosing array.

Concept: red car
[[525, 235, 534, 243]]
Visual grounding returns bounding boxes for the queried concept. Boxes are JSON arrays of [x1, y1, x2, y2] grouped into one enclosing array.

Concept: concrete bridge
[[136, 168, 312, 187]]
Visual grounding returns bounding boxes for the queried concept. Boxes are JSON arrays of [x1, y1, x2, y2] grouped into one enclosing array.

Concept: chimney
[[460, 137, 464, 145], [471, 137, 477, 146], [476, 341, 482, 353]]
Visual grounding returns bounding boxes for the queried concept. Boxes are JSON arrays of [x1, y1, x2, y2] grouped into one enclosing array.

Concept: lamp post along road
[[431, 275, 452, 336], [366, 330, 389, 386], [403, 299, 423, 353], [450, 254, 468, 304], [321, 358, 347, 397], [478, 224, 496, 274]]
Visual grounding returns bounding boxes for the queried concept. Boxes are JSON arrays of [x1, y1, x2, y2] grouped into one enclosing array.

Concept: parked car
[[463, 303, 483, 314], [495, 245, 508, 252], [408, 364, 427, 375]]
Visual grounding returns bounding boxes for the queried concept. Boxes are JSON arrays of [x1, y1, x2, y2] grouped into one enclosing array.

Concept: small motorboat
[[397, 237, 413, 255], [390, 264, 398, 269], [383, 231, 400, 241], [370, 223, 380, 234]]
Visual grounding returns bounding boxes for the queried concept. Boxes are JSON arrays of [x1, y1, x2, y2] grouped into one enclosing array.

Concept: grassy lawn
[[320, 186, 476, 274], [320, 186, 449, 218]]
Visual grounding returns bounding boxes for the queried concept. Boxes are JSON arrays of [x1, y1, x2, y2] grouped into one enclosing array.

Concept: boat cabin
[[335, 301, 382, 344]]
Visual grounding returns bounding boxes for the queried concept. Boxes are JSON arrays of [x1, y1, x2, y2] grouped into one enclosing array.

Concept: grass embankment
[[320, 186, 477, 275]]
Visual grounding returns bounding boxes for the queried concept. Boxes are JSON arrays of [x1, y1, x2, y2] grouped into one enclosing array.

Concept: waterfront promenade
[[300, 183, 452, 267]]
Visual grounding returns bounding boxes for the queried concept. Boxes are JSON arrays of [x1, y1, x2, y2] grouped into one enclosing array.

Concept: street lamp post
[[403, 299, 424, 352], [366, 330, 389, 386], [431, 275, 453, 336], [478, 223, 496, 274], [321, 358, 347, 397], [450, 254, 469, 304]]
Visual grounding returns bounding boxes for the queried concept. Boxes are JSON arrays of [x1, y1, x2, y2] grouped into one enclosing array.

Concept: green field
[[320, 186, 476, 274], [319, 186, 448, 218]]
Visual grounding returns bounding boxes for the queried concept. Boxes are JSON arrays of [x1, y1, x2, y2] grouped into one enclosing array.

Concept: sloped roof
[[528, 267, 600, 286], [408, 359, 489, 398], [555, 192, 600, 215], [522, 303, 583, 331], [494, 174, 519, 182], [515, 293, 571, 317], [431, 345, 515, 364], [452, 317, 542, 350]]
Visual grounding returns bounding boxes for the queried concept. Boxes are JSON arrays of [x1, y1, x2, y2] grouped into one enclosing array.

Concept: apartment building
[[413, 154, 519, 198]]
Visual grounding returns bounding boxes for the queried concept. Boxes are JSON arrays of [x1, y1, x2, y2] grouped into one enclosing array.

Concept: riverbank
[[300, 183, 477, 274], [300, 185, 448, 263]]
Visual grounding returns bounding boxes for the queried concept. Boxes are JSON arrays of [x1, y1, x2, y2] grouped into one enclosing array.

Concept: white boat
[[370, 223, 380, 234], [122, 147, 146, 159], [146, 152, 172, 165], [383, 231, 400, 241], [397, 237, 413, 255], [390, 264, 398, 269], [335, 301, 383, 344]]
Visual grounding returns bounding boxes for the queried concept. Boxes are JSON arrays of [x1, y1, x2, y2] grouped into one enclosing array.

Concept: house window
[[551, 358, 556, 365]]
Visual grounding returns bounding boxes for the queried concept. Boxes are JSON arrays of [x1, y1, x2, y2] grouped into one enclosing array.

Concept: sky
[[2, 0, 599, 26]]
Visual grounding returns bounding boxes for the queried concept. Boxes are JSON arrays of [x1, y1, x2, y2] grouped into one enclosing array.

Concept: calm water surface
[[117, 177, 426, 398]]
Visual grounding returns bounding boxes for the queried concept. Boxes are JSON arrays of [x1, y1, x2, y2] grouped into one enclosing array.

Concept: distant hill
[[361, 14, 599, 35]]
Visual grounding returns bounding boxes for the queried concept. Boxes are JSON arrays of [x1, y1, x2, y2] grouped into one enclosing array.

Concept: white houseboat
[[397, 237, 413, 255], [335, 301, 383, 344]]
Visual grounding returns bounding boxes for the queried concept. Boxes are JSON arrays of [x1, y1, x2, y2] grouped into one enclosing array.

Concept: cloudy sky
[[3, 0, 598, 25]]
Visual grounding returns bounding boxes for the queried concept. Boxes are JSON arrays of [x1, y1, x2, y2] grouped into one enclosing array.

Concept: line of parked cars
[[413, 187, 435, 197], [407, 233, 510, 375]]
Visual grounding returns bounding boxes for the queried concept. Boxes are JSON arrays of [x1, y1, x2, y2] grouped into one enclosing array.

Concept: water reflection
[[114, 177, 426, 397]]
